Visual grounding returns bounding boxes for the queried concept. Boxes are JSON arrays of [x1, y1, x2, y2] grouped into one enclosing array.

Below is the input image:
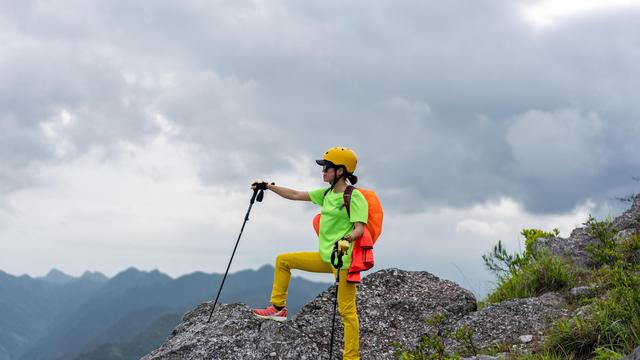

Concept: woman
[[251, 146, 368, 360]]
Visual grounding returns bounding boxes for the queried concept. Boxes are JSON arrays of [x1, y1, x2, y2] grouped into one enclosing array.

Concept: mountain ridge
[[0, 265, 329, 360]]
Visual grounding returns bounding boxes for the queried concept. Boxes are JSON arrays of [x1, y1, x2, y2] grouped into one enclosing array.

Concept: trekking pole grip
[[256, 182, 275, 203]]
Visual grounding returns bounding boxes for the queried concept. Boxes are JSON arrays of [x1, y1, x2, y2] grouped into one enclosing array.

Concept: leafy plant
[[482, 240, 515, 279], [584, 215, 619, 266], [521, 228, 561, 255], [393, 314, 477, 360], [544, 234, 640, 358], [618, 231, 640, 264], [487, 248, 573, 303], [483, 228, 569, 303], [510, 351, 575, 360], [473, 212, 640, 359], [483, 228, 560, 279], [450, 325, 478, 356], [592, 347, 626, 360]]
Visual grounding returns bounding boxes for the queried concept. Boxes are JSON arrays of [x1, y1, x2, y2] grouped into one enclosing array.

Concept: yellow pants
[[270, 251, 359, 360]]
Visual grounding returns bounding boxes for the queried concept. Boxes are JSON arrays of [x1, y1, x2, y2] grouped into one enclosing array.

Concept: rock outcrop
[[143, 270, 582, 360], [532, 227, 599, 268], [450, 292, 569, 354], [533, 194, 640, 269], [143, 269, 476, 360], [614, 195, 640, 232], [294, 268, 477, 359]]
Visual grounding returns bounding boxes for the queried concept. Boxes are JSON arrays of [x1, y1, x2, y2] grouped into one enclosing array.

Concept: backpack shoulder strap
[[343, 185, 355, 218]]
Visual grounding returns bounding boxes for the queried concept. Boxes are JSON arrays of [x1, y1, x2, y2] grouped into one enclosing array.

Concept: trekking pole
[[207, 182, 272, 323], [329, 242, 344, 359]]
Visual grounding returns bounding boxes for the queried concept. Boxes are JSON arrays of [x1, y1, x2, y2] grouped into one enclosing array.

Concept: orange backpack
[[312, 186, 384, 243], [343, 186, 383, 243]]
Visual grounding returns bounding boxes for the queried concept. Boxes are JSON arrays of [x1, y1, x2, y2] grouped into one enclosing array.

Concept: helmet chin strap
[[325, 169, 345, 196]]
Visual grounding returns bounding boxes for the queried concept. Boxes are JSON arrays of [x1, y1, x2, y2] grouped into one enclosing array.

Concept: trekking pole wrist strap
[[330, 242, 344, 269]]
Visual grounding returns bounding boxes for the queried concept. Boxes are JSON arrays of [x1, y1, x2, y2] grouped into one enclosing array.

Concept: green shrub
[[482, 228, 560, 282], [545, 261, 640, 358], [592, 347, 626, 360], [475, 215, 640, 359], [483, 228, 568, 303], [584, 215, 620, 266], [540, 216, 640, 358], [544, 316, 599, 359], [511, 352, 575, 360], [618, 231, 640, 264], [487, 248, 573, 303], [521, 228, 561, 255], [482, 240, 515, 280], [393, 314, 477, 360]]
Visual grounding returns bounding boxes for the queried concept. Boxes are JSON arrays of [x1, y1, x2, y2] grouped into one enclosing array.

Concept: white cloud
[[39, 109, 77, 157], [0, 132, 325, 279], [456, 219, 507, 236], [153, 113, 180, 136], [523, 0, 640, 28]]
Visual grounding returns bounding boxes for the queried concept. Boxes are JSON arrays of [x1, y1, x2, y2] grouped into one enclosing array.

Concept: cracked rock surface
[[143, 268, 477, 360], [532, 227, 599, 268], [449, 292, 570, 354], [533, 194, 640, 269], [614, 195, 640, 232]]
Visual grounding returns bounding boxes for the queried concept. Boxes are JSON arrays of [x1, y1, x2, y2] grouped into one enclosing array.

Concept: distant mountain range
[[0, 265, 330, 360]]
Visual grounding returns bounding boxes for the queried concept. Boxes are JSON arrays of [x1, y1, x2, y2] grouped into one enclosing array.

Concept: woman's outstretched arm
[[251, 182, 311, 201]]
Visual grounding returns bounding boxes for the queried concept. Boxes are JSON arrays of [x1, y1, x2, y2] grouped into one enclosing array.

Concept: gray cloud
[[1, 0, 639, 214]]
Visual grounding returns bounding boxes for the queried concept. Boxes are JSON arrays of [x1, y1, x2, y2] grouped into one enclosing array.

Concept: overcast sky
[[1, 0, 639, 297]]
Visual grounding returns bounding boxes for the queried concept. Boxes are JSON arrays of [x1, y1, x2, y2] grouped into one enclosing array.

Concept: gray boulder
[[532, 227, 599, 268], [614, 228, 638, 243], [532, 194, 639, 269], [624, 346, 640, 360], [614, 194, 640, 232], [449, 292, 570, 354], [294, 268, 478, 359], [143, 268, 477, 360], [569, 285, 601, 303], [142, 303, 320, 360]]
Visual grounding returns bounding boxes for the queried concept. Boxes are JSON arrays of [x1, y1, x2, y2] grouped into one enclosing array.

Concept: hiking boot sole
[[252, 313, 287, 322]]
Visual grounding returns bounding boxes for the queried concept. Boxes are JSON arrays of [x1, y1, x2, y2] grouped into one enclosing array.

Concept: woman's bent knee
[[275, 253, 291, 270]]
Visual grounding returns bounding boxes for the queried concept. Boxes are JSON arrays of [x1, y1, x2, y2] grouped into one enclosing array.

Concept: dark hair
[[324, 166, 358, 196]]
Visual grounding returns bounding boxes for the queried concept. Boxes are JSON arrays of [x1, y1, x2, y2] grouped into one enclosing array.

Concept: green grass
[[482, 228, 571, 304], [584, 215, 620, 266], [480, 218, 640, 359], [393, 314, 479, 360], [543, 229, 640, 359], [592, 347, 626, 360], [510, 351, 576, 360], [487, 248, 573, 303]]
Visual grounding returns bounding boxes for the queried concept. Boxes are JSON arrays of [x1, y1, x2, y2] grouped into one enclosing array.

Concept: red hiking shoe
[[252, 305, 287, 322]]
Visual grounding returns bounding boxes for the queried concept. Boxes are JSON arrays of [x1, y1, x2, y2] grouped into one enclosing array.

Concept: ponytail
[[347, 174, 358, 185]]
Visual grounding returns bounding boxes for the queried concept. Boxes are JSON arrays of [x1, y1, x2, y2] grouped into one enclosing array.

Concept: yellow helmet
[[316, 147, 358, 173]]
